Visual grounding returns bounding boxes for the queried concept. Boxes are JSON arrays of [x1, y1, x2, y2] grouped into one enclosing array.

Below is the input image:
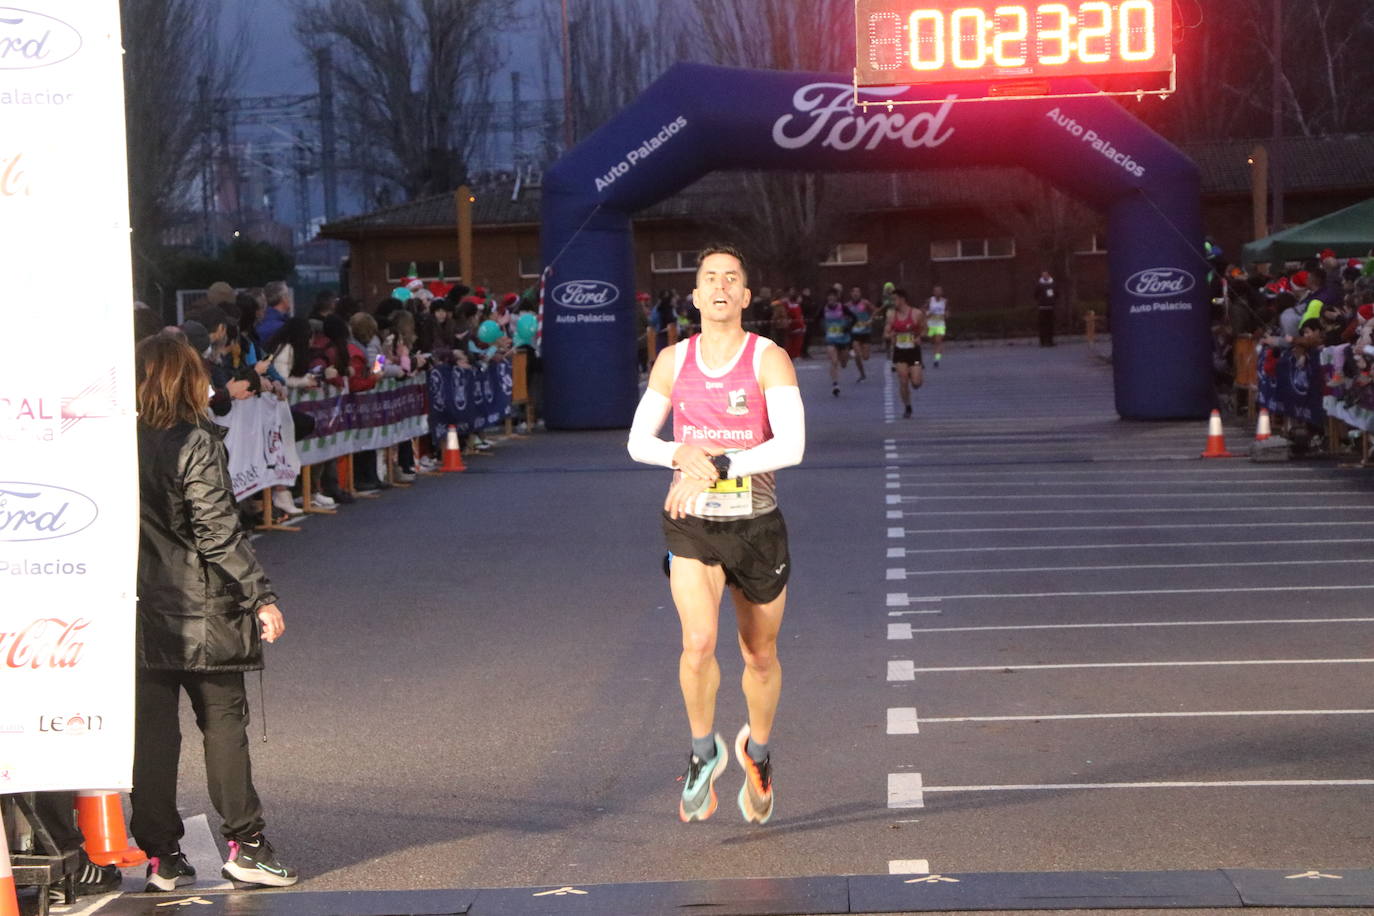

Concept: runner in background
[[885, 289, 926, 418], [846, 286, 873, 382], [822, 289, 854, 397], [627, 244, 806, 826], [926, 285, 948, 367]]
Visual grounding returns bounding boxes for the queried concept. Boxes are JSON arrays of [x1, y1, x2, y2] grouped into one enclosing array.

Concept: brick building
[[321, 133, 1374, 336]]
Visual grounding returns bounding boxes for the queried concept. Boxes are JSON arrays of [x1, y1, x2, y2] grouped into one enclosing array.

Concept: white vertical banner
[[0, 3, 137, 791]]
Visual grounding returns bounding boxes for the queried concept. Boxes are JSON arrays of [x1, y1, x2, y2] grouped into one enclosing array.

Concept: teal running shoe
[[678, 734, 727, 822], [734, 724, 774, 824]]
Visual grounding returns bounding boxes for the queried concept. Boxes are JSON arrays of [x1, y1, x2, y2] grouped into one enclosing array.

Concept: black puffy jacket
[[136, 418, 277, 672]]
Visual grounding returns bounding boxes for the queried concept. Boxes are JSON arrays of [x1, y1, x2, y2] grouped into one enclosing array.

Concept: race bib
[[895, 332, 915, 348], [694, 474, 753, 518]]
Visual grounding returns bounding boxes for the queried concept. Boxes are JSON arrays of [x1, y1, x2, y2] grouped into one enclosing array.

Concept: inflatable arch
[[539, 63, 1209, 429]]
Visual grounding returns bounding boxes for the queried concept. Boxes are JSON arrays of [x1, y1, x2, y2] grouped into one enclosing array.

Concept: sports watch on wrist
[[710, 454, 732, 480]]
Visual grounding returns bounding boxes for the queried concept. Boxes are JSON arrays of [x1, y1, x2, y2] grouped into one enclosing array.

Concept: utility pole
[[1270, 0, 1285, 234], [316, 47, 339, 223], [560, 0, 574, 150], [511, 70, 523, 159], [198, 76, 216, 256]]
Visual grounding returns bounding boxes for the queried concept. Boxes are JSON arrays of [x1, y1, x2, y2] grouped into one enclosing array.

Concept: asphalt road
[[150, 339, 1373, 908]]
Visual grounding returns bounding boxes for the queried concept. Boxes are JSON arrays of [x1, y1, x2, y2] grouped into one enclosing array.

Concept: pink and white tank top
[[671, 333, 776, 519]]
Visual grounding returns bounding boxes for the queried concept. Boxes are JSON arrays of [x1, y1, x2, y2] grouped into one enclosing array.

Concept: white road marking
[[900, 521, 1374, 534], [887, 593, 943, 606], [888, 772, 925, 808], [886, 481, 901, 489], [887, 547, 907, 558], [901, 558, 1374, 576], [921, 779, 1374, 795], [919, 709, 1374, 724], [888, 660, 916, 681], [887, 707, 921, 734], [887, 568, 906, 580], [886, 494, 902, 505], [903, 617, 1374, 634], [897, 584, 1374, 601], [895, 478, 1344, 490], [892, 504, 1349, 515], [888, 859, 930, 874], [889, 623, 913, 640], [894, 490, 1368, 501], [887, 510, 903, 519], [883, 467, 1321, 480], [898, 658, 1374, 674], [897, 538, 1374, 555], [888, 527, 906, 538]]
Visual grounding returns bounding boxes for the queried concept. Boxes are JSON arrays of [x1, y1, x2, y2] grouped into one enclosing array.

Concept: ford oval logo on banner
[[0, 482, 99, 541], [1126, 268, 1195, 298], [0, 8, 84, 70], [551, 280, 619, 310]]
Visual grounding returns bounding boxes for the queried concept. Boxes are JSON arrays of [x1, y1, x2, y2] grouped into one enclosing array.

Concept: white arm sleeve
[[626, 388, 678, 469], [728, 385, 804, 477]]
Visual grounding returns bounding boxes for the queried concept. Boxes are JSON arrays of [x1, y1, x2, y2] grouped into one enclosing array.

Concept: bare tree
[[294, 0, 518, 204], [121, 0, 245, 300], [984, 178, 1098, 317], [684, 0, 854, 288]]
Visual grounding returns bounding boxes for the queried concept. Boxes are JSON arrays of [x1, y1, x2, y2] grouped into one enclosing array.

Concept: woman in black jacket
[[132, 334, 298, 891]]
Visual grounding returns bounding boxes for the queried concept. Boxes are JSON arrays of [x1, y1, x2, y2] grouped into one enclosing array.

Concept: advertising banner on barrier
[[213, 396, 303, 501], [427, 361, 514, 436], [0, 4, 138, 792], [290, 376, 429, 465]]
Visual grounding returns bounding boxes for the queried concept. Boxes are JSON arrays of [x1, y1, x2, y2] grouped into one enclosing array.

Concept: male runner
[[628, 245, 806, 825], [846, 286, 873, 381], [925, 285, 948, 367], [884, 289, 926, 418]]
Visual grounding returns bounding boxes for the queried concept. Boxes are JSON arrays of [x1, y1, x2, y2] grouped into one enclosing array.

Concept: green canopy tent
[[1242, 197, 1374, 265]]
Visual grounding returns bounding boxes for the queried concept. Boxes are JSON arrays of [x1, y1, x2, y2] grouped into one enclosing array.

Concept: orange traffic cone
[[0, 816, 18, 916], [75, 790, 146, 867], [1254, 408, 1271, 441], [441, 425, 466, 472], [1200, 409, 1236, 458]]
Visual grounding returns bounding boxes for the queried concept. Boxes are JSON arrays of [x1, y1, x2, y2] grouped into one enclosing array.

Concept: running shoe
[[831, 384, 839, 397], [903, 405, 912, 418], [733, 724, 774, 824], [49, 849, 122, 902], [221, 834, 298, 887], [144, 850, 196, 892], [677, 734, 728, 822]]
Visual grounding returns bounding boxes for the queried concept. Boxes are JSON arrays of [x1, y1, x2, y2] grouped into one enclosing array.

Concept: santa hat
[[1320, 248, 1336, 260], [474, 286, 488, 299], [1359, 304, 1374, 322], [406, 277, 425, 291], [502, 293, 519, 307], [1291, 270, 1310, 288], [635, 291, 651, 302]]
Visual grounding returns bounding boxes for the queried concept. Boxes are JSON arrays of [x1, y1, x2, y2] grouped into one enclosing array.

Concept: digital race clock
[[854, 0, 1173, 93]]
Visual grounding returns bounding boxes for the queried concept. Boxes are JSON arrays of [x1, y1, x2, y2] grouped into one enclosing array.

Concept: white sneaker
[[310, 493, 336, 509], [272, 490, 304, 516], [418, 457, 439, 471], [396, 471, 416, 482]]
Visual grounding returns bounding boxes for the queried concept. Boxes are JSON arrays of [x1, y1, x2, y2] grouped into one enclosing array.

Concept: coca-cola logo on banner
[[552, 280, 619, 310], [1126, 268, 1195, 298], [0, 8, 83, 70], [0, 617, 89, 669], [772, 83, 956, 153], [0, 482, 98, 541]]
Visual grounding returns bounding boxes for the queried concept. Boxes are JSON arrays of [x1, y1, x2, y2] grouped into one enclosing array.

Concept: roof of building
[[320, 133, 1374, 239]]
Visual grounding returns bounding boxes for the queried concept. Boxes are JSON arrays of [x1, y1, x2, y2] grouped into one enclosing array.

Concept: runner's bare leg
[[671, 556, 727, 738], [731, 586, 786, 745]]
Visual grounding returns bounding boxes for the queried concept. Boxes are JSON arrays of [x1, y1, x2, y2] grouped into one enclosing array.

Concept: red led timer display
[[855, 0, 1173, 90]]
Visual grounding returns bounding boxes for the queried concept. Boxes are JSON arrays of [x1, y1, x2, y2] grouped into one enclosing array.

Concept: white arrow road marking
[[1285, 871, 1342, 880], [155, 899, 213, 908], [905, 874, 959, 884], [533, 886, 590, 896]]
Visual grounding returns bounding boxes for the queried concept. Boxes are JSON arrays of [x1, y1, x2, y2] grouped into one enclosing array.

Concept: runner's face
[[693, 253, 750, 325]]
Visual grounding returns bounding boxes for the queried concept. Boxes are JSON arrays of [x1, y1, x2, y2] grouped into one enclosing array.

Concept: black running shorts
[[662, 508, 790, 605], [893, 346, 923, 366]]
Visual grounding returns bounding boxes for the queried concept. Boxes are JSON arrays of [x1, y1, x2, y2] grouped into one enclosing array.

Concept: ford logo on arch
[[1126, 268, 1195, 298], [551, 280, 618, 310], [0, 482, 98, 542], [0, 8, 84, 70]]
